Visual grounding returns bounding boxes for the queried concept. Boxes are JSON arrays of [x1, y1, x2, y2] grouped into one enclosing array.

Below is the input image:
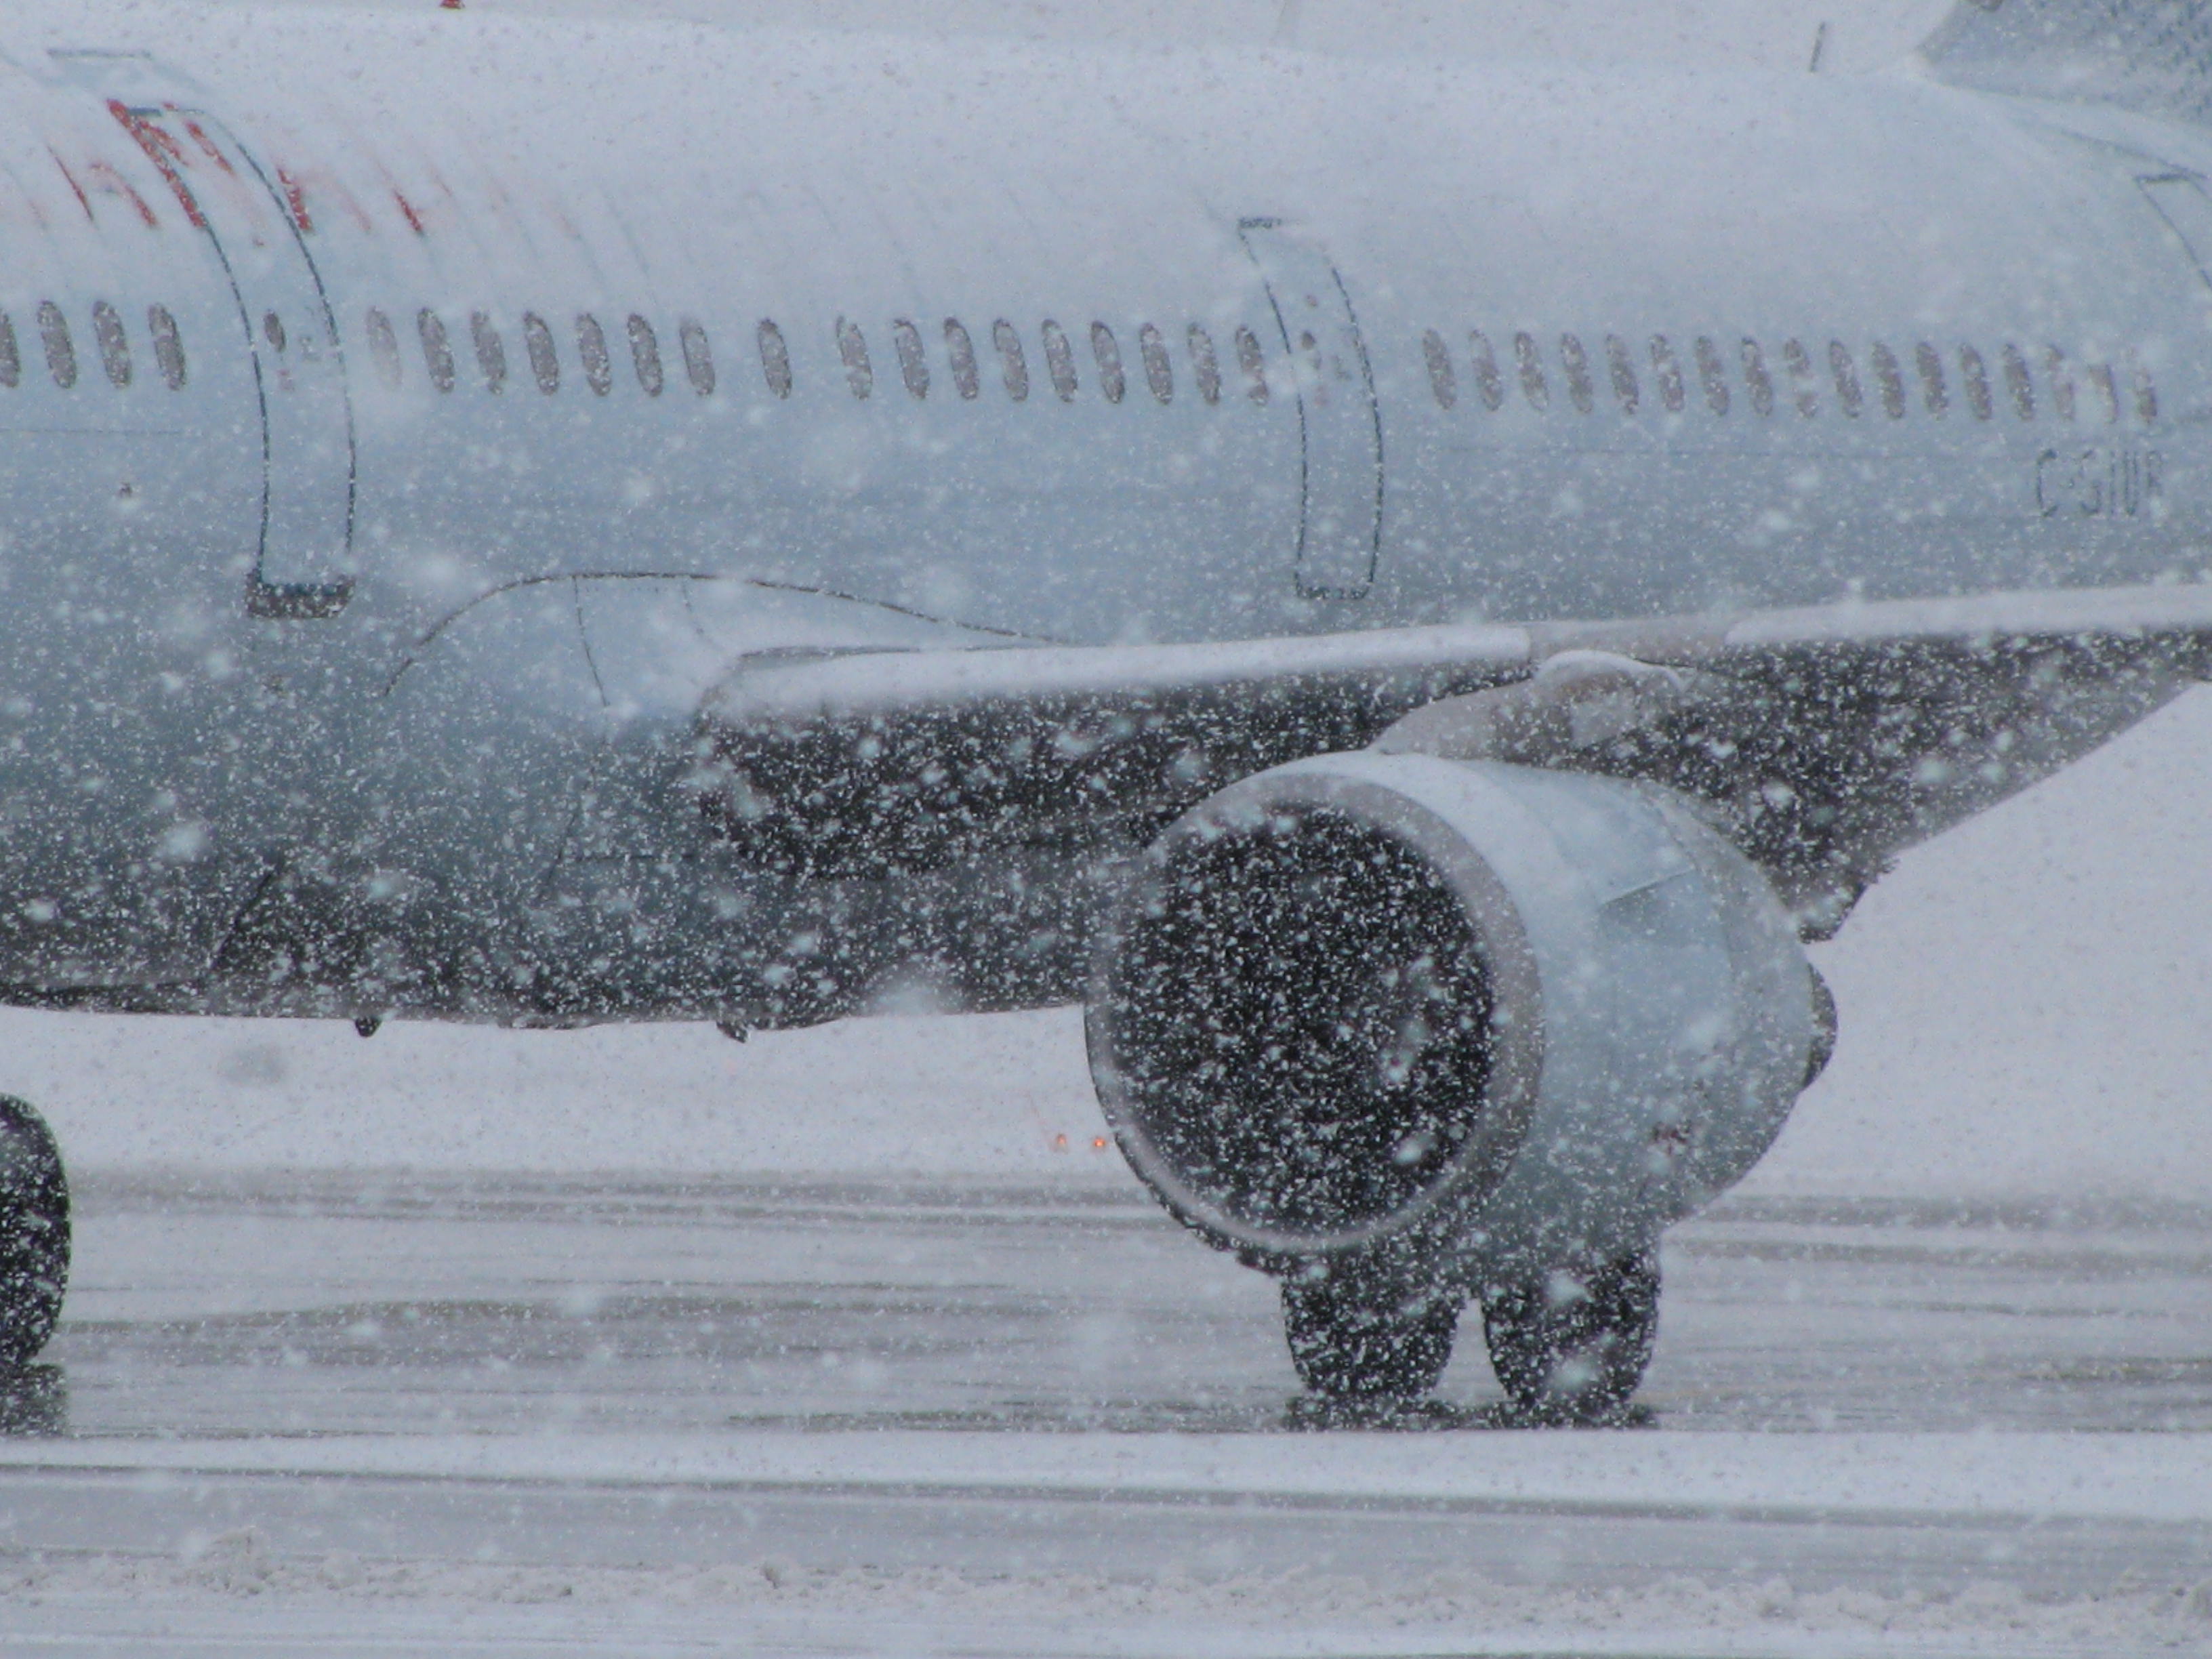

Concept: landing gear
[[1280, 1252, 1660, 1422], [0, 1097, 68, 1369], [1481, 1250, 1658, 1423], [1282, 1271, 1459, 1401]]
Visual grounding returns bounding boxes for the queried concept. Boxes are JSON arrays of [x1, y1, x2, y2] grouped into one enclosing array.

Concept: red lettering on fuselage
[[277, 161, 376, 236], [45, 151, 92, 221], [82, 160, 161, 228], [278, 165, 312, 232], [109, 101, 207, 229]]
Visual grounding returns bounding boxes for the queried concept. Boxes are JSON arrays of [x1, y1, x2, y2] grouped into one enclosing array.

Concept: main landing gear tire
[[1282, 1274, 1460, 1401], [0, 1097, 68, 1369], [1481, 1250, 1659, 1424]]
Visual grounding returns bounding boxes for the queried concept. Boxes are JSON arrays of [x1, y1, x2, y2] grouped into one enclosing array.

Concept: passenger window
[[629, 314, 663, 396], [1740, 339, 1773, 416], [1090, 323, 1125, 403], [758, 320, 793, 398], [1235, 325, 1269, 404], [1870, 342, 1905, 418], [1139, 323, 1173, 403], [838, 318, 872, 399], [1915, 342, 1946, 415], [123, 303, 165, 392], [1828, 341, 1862, 417], [1958, 346, 1992, 419], [2001, 344, 2033, 418], [680, 319, 714, 396], [2133, 363, 2158, 423], [1043, 321, 1078, 401], [91, 301, 130, 388], [418, 310, 454, 392], [39, 303, 76, 389], [1694, 335, 1728, 415], [1421, 329, 1455, 408], [1606, 334, 1639, 413], [470, 312, 506, 392], [2043, 346, 2074, 420], [1188, 324, 1221, 404], [1782, 338, 1818, 416], [1559, 333, 1594, 413], [2085, 361, 2119, 423], [577, 314, 612, 396], [1513, 331, 1549, 409], [0, 312, 16, 388], [1648, 335, 1684, 413], [993, 319, 1029, 402], [1468, 331, 1504, 410], [365, 308, 401, 389], [945, 319, 980, 400], [893, 319, 929, 398], [522, 312, 559, 394]]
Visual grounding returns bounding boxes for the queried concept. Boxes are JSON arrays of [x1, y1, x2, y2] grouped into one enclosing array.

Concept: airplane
[[0, 0, 2205, 1422]]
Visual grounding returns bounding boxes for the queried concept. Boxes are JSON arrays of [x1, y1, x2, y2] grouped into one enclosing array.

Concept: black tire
[[1481, 1250, 1658, 1423], [0, 1097, 68, 1370], [1283, 1274, 1459, 1400]]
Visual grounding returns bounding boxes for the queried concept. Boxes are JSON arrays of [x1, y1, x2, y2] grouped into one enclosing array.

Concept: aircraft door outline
[[1238, 218, 1383, 600], [111, 100, 356, 619]]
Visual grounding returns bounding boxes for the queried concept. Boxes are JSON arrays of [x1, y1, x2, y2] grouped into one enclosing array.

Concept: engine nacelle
[[1086, 754, 1818, 1284]]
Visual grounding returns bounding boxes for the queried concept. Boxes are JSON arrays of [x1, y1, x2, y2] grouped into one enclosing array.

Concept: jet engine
[[1085, 753, 1822, 1416]]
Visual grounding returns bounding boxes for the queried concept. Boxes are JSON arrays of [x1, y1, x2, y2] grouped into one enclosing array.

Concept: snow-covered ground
[[12, 687, 2212, 1197], [3, 1547, 2205, 1659], [9, 1421, 2212, 1656], [14, 1428, 2212, 1524]]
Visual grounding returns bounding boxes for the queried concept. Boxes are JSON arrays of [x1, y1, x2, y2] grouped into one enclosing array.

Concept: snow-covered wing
[[693, 581, 2212, 907]]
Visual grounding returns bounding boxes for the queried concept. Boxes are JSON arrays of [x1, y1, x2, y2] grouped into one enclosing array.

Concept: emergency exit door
[[112, 101, 356, 617], [1240, 220, 1383, 600]]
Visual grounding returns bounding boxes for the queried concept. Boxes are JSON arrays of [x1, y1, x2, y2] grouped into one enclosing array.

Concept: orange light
[[1052, 1132, 1069, 1151], [1092, 1136, 1109, 1151]]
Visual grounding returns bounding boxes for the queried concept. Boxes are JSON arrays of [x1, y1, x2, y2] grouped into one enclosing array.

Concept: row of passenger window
[[832, 316, 1271, 405], [0, 297, 2165, 433], [367, 306, 1279, 409], [1425, 329, 2158, 424], [372, 304, 2166, 428], [363, 307, 720, 398], [0, 302, 188, 391]]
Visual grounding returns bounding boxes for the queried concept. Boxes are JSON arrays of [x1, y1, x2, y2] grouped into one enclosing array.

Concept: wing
[[692, 580, 2212, 934]]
